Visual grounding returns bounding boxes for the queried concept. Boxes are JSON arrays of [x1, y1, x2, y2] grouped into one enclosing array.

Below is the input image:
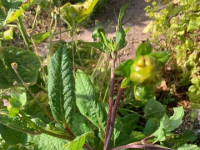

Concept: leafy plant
[[0, 1, 198, 150]]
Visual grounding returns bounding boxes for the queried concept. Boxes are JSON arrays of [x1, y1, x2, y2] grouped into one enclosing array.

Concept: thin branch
[[104, 58, 115, 150], [112, 142, 174, 150], [105, 88, 125, 150]]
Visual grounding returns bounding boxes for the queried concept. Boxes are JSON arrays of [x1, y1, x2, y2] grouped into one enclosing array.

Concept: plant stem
[[105, 88, 125, 150], [111, 135, 173, 150], [112, 144, 174, 150], [17, 16, 33, 51], [83, 144, 94, 150], [20, 111, 74, 140], [104, 58, 115, 150], [32, 5, 41, 30]]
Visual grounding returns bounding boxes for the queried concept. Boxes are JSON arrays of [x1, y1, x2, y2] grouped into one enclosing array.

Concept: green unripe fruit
[[130, 55, 162, 86]]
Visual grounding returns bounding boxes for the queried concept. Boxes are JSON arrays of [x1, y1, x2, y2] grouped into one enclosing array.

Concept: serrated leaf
[[0, 124, 27, 145], [150, 51, 171, 66], [75, 70, 106, 135], [0, 47, 41, 89], [48, 45, 75, 124], [69, 113, 93, 136], [29, 134, 67, 150], [143, 118, 159, 136], [114, 59, 134, 77], [144, 99, 166, 119], [63, 131, 94, 150]]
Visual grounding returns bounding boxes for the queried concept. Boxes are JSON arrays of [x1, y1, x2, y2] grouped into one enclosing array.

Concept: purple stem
[[112, 144, 174, 150], [104, 88, 125, 150], [104, 58, 115, 150]]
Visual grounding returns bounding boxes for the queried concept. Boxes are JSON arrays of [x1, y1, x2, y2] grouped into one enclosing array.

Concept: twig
[[105, 88, 125, 150], [104, 58, 115, 150]]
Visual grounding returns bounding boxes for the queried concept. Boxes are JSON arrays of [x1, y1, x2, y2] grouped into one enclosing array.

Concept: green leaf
[[0, 115, 38, 135], [178, 144, 200, 150], [63, 131, 94, 150], [69, 113, 93, 136], [143, 118, 159, 136], [33, 32, 50, 44], [48, 45, 75, 124], [2, 27, 13, 40], [75, 70, 106, 135], [144, 99, 166, 119], [9, 92, 26, 108], [168, 106, 184, 132], [153, 114, 170, 142], [0, 47, 41, 89], [113, 3, 128, 51], [120, 77, 134, 88], [29, 134, 67, 150], [114, 59, 134, 77], [165, 130, 196, 148], [60, 0, 98, 26], [116, 114, 139, 145], [136, 40, 153, 56], [134, 85, 155, 101], [92, 21, 105, 41], [187, 15, 200, 32], [0, 0, 33, 25], [153, 107, 184, 143], [83, 41, 109, 54], [0, 124, 27, 145], [150, 51, 171, 66], [7, 145, 19, 150], [116, 131, 145, 146]]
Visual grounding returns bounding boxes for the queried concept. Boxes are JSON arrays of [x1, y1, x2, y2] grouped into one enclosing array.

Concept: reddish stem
[[112, 144, 173, 150], [105, 88, 125, 150], [104, 58, 115, 150]]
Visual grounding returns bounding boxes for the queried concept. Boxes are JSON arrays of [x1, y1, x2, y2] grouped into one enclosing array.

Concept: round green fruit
[[130, 55, 162, 85]]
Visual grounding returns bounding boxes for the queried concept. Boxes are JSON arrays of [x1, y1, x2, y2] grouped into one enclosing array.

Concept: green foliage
[[145, 0, 200, 109], [60, 0, 99, 26], [0, 0, 33, 26], [0, 1, 197, 149], [28, 134, 67, 150], [144, 99, 166, 119], [48, 45, 75, 124], [153, 107, 184, 143], [0, 47, 41, 89], [136, 40, 152, 56], [75, 70, 106, 136], [62, 131, 94, 150], [114, 59, 134, 77], [0, 124, 27, 145]]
